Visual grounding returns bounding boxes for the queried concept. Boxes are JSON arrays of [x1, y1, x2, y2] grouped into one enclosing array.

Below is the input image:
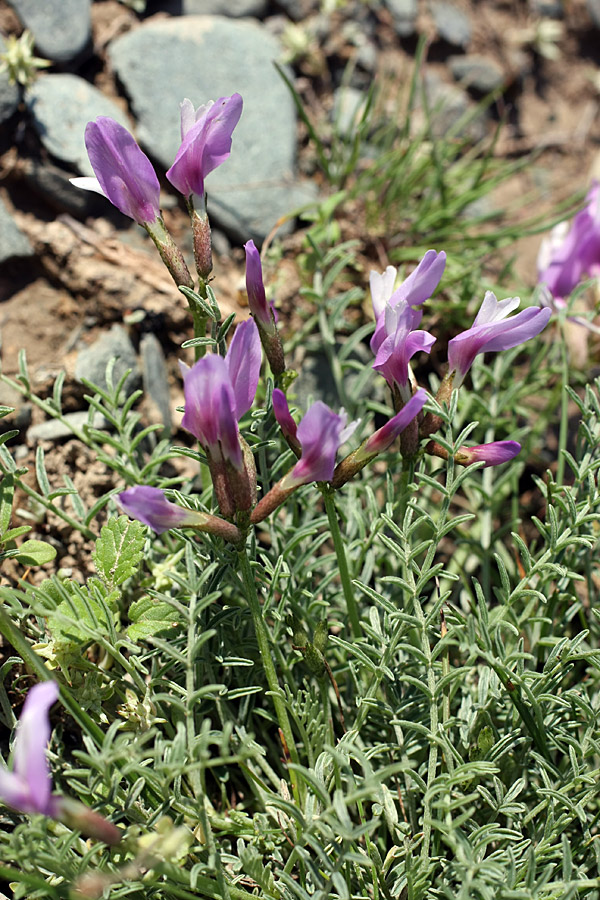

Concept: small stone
[[429, 0, 472, 47], [0, 197, 33, 264], [160, 0, 267, 14], [530, 0, 563, 17], [7, 0, 91, 63], [449, 55, 505, 93], [273, 0, 319, 21], [74, 325, 141, 394], [332, 87, 367, 137], [384, 0, 418, 37], [587, 0, 600, 27], [140, 333, 172, 433], [27, 411, 107, 443], [26, 74, 131, 175], [422, 72, 487, 142], [22, 159, 103, 216], [0, 36, 19, 125]]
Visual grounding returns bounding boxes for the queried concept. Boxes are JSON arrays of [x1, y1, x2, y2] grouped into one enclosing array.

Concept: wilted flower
[[538, 182, 600, 302], [181, 319, 261, 471], [70, 117, 160, 226], [0, 682, 121, 843], [447, 291, 551, 386], [166, 94, 243, 200]]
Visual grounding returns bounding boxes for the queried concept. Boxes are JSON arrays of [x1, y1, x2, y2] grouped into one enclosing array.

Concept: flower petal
[[13, 681, 58, 815], [225, 318, 261, 419]]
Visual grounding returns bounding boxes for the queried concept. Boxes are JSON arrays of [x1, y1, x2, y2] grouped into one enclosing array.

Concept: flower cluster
[[71, 94, 551, 542]]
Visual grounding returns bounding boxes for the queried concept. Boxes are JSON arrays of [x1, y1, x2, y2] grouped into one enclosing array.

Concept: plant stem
[[322, 487, 361, 639], [557, 323, 569, 486], [237, 545, 300, 801], [413, 594, 438, 866]]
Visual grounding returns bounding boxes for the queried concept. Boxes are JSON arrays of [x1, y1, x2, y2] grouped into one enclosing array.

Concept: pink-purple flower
[[0, 681, 60, 817], [360, 389, 428, 458], [70, 117, 161, 226], [244, 240, 272, 329], [370, 250, 446, 353], [180, 318, 261, 470], [538, 181, 600, 302], [273, 388, 299, 449], [372, 301, 436, 400], [447, 292, 551, 386], [117, 486, 209, 534], [166, 95, 243, 200], [275, 396, 358, 489], [454, 440, 521, 467]]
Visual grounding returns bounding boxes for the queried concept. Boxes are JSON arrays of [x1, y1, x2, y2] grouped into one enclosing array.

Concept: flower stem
[[237, 545, 300, 801], [321, 487, 361, 639], [557, 323, 569, 486]]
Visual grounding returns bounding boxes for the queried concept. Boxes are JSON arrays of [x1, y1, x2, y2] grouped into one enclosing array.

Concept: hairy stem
[[322, 487, 361, 639]]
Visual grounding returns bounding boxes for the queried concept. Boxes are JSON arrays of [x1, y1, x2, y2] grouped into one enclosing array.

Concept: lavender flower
[[454, 440, 521, 467], [538, 182, 600, 302], [372, 300, 436, 400], [180, 319, 261, 470], [70, 117, 160, 226], [360, 390, 428, 458], [447, 291, 551, 386], [371, 250, 446, 352], [273, 388, 300, 454], [117, 486, 210, 534], [0, 681, 60, 817], [281, 402, 359, 489], [166, 94, 243, 200], [244, 240, 272, 329]]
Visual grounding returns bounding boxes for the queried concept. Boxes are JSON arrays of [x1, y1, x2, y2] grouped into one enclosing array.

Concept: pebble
[[273, 0, 320, 21], [530, 0, 563, 16], [7, 0, 92, 63], [109, 16, 309, 242], [0, 197, 33, 264], [449, 55, 505, 93], [587, 0, 600, 27], [429, 0, 472, 47], [74, 325, 141, 394], [384, 0, 418, 37], [0, 36, 19, 126], [422, 72, 487, 142], [27, 411, 107, 443], [161, 0, 267, 15], [26, 74, 131, 175], [332, 87, 367, 137], [22, 159, 103, 216], [140, 333, 172, 433]]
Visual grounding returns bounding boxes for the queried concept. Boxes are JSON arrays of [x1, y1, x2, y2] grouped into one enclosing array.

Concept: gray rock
[[531, 0, 563, 16], [273, 0, 319, 21], [587, 0, 600, 27], [22, 159, 103, 216], [109, 15, 304, 242], [0, 197, 33, 264], [28, 411, 106, 443], [0, 36, 19, 125], [161, 0, 267, 15], [333, 87, 367, 137], [75, 325, 141, 394], [449, 55, 505, 93], [7, 0, 91, 63], [26, 74, 131, 175], [422, 72, 487, 142], [140, 333, 172, 433], [384, 0, 418, 37], [429, 0, 472, 47]]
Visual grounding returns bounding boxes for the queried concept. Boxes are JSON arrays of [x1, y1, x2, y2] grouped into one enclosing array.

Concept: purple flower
[[273, 389, 299, 445], [538, 182, 600, 302], [447, 292, 551, 386], [0, 681, 60, 817], [70, 118, 160, 226], [372, 300, 436, 400], [117, 486, 209, 534], [371, 250, 446, 352], [455, 440, 521, 467], [281, 402, 359, 489], [244, 240, 273, 329], [166, 95, 243, 199], [361, 389, 428, 458], [180, 319, 261, 469]]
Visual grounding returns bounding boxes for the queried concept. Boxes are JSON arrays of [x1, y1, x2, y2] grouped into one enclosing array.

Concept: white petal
[[69, 176, 106, 197]]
